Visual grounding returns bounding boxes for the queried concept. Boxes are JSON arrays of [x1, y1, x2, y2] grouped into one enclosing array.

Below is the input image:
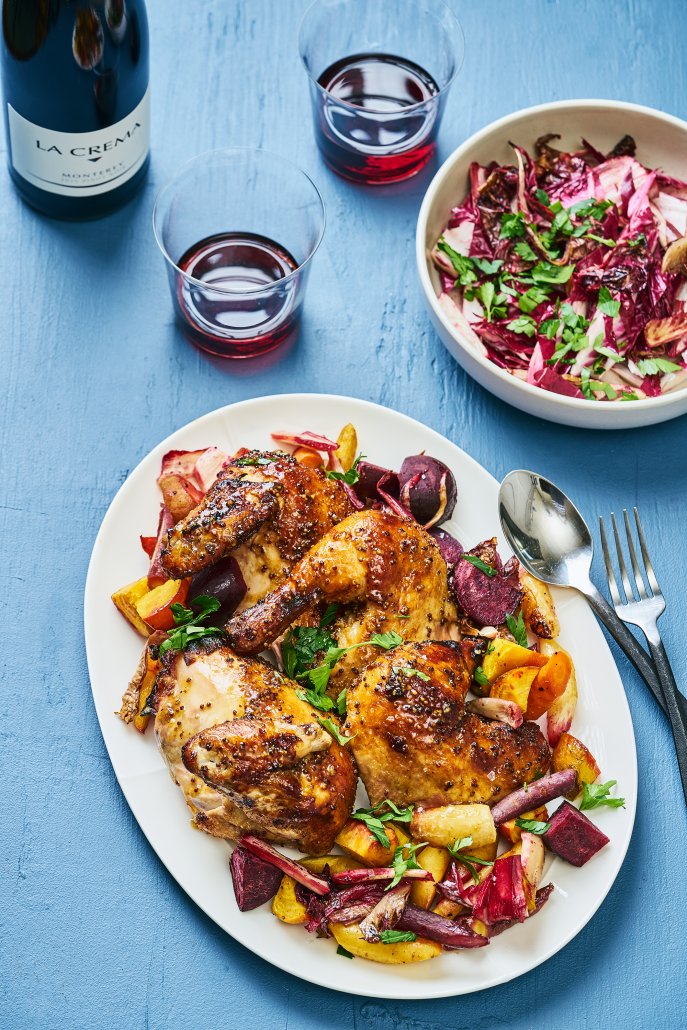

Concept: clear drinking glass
[[153, 149, 325, 358], [298, 0, 464, 185]]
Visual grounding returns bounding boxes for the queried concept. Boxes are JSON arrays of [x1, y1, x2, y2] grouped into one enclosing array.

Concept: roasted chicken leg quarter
[[345, 640, 551, 807], [225, 509, 453, 694], [149, 641, 357, 854], [160, 451, 354, 608]]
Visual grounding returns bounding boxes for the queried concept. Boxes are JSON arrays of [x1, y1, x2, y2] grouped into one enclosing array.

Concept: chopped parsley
[[447, 836, 494, 884], [515, 817, 551, 835], [398, 667, 430, 681], [462, 554, 498, 577], [579, 780, 625, 811], [379, 930, 417, 944], [389, 842, 426, 890], [352, 799, 414, 848], [158, 596, 224, 655], [636, 357, 682, 377], [505, 611, 528, 648], [233, 454, 273, 467], [597, 286, 621, 318], [336, 945, 354, 959], [473, 665, 489, 687], [326, 453, 364, 486], [316, 717, 354, 747]]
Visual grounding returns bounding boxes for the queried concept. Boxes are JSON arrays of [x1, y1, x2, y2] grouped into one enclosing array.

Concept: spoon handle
[[584, 582, 687, 721]]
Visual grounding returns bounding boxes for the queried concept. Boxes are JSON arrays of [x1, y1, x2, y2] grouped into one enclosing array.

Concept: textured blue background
[[3, 1, 687, 1028]]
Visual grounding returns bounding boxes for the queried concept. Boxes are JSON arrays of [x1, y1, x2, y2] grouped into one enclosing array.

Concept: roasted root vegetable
[[525, 650, 573, 721], [396, 905, 489, 949], [490, 666, 539, 711], [230, 845, 284, 911], [111, 576, 153, 637], [411, 804, 496, 849], [330, 866, 432, 886], [519, 570, 560, 639], [135, 577, 189, 631], [410, 846, 451, 910], [188, 556, 247, 622], [333, 423, 358, 472], [490, 769, 577, 826], [481, 638, 547, 683], [397, 455, 458, 529], [551, 732, 601, 799], [544, 643, 578, 745], [239, 835, 330, 895], [498, 806, 549, 844], [272, 875, 308, 924], [293, 447, 324, 468], [543, 802, 609, 866], [520, 832, 545, 913], [466, 696, 523, 728], [335, 820, 399, 867], [329, 922, 442, 963], [359, 883, 411, 941]]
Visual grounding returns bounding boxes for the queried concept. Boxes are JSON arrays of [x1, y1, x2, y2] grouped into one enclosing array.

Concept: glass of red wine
[[153, 149, 325, 358], [298, 0, 463, 185]]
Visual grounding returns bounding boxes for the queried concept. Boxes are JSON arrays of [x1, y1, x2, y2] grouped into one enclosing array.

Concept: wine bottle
[[1, 0, 150, 219]]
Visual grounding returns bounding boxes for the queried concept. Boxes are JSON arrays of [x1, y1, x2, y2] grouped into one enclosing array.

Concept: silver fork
[[600, 508, 687, 806]]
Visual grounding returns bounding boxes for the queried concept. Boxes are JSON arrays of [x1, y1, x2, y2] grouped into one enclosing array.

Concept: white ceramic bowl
[[417, 100, 687, 429]]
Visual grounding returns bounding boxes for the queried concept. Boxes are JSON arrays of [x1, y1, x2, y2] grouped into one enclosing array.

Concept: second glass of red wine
[[152, 149, 325, 359], [298, 0, 463, 185]]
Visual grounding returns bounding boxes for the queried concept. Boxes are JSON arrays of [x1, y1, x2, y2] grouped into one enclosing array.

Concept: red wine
[[174, 232, 300, 359], [1, 0, 150, 219], [315, 52, 440, 184]]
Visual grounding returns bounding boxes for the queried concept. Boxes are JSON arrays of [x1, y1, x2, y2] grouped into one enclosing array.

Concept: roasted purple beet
[[490, 769, 577, 825], [451, 538, 522, 627], [429, 528, 464, 568], [229, 845, 284, 911], [398, 455, 457, 528], [189, 556, 247, 621], [543, 801, 610, 866], [354, 460, 396, 500], [396, 905, 489, 949]]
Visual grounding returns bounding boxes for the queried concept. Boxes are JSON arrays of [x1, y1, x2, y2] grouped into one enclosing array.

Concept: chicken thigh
[[160, 452, 353, 608], [225, 510, 453, 695], [345, 640, 550, 807], [149, 640, 357, 854]]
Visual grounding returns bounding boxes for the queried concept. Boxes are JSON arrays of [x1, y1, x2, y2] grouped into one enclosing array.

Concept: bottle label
[[7, 88, 150, 198]]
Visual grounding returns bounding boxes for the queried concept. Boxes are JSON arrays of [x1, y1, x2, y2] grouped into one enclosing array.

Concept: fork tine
[[611, 511, 635, 602], [633, 507, 661, 595], [599, 516, 622, 606], [622, 508, 649, 599]]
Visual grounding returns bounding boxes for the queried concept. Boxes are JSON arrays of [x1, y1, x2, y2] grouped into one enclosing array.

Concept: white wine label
[[7, 88, 150, 198]]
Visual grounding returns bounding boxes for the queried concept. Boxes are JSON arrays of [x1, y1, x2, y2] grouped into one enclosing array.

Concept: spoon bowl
[[498, 470, 594, 590]]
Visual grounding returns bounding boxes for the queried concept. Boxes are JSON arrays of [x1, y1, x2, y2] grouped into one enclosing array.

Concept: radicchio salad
[[432, 133, 687, 401]]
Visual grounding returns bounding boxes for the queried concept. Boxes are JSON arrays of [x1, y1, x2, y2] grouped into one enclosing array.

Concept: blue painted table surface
[[4, 1, 687, 1028]]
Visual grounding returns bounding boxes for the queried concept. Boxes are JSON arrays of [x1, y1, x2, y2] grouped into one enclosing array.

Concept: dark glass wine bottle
[[1, 0, 150, 219]]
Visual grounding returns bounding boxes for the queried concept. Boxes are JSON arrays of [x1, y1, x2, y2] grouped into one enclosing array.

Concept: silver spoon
[[498, 468, 686, 721]]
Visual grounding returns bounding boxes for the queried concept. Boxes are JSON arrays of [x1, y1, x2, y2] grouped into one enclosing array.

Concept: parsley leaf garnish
[[579, 780, 625, 811], [506, 315, 537, 337], [316, 716, 354, 747], [326, 453, 364, 486], [636, 357, 682, 377], [597, 286, 621, 318], [627, 233, 646, 249], [297, 630, 404, 695], [336, 944, 354, 958], [379, 930, 417, 944], [447, 836, 494, 884], [514, 239, 538, 262], [389, 842, 426, 890], [437, 238, 478, 286], [158, 596, 224, 655], [515, 817, 551, 835], [352, 799, 415, 848], [530, 261, 575, 286], [462, 554, 498, 577], [518, 285, 551, 313], [473, 665, 489, 687], [505, 611, 528, 647], [500, 212, 527, 239], [398, 666, 430, 681], [336, 688, 347, 718], [233, 454, 274, 467]]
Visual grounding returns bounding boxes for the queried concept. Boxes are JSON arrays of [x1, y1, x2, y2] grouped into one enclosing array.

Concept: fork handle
[[647, 638, 687, 806], [584, 584, 687, 723]]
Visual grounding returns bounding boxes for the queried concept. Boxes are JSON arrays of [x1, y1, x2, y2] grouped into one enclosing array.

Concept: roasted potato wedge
[[490, 665, 539, 711], [410, 846, 451, 909], [552, 731, 600, 799], [136, 577, 189, 631], [481, 638, 547, 683], [111, 576, 152, 637], [301, 855, 361, 874], [272, 875, 307, 924], [411, 804, 496, 849], [519, 570, 560, 638], [334, 423, 358, 472], [329, 922, 442, 964], [498, 806, 549, 844], [335, 820, 399, 866], [542, 641, 579, 745]]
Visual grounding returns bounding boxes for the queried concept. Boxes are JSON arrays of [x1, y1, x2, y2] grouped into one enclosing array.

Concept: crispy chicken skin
[[159, 451, 353, 607], [150, 641, 357, 854], [225, 509, 452, 694], [345, 640, 550, 808]]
